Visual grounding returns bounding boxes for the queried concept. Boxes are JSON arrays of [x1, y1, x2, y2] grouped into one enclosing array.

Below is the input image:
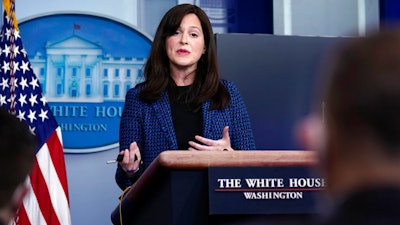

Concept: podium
[[111, 150, 320, 225]]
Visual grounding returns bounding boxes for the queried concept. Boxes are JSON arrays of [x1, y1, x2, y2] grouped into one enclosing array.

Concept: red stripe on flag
[[30, 159, 61, 225], [16, 205, 31, 225], [47, 130, 69, 202]]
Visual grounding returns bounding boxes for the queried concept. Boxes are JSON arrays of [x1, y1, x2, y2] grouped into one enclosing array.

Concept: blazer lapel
[[202, 101, 225, 140], [152, 92, 178, 149]]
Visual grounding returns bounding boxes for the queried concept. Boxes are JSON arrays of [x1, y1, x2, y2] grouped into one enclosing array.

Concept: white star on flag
[[0, 93, 6, 105], [18, 93, 26, 106], [19, 76, 28, 89], [29, 77, 39, 90], [20, 60, 29, 73], [0, 77, 8, 90], [28, 93, 37, 106]]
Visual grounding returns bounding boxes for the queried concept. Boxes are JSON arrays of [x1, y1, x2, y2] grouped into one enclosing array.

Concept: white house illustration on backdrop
[[29, 35, 146, 102]]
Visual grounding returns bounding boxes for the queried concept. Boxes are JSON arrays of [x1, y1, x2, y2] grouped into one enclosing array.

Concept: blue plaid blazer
[[116, 80, 256, 189]]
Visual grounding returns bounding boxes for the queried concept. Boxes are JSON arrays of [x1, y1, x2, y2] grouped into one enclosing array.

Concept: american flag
[[0, 1, 72, 225]]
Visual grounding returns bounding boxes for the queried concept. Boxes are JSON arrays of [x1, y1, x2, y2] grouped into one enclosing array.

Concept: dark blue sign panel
[[208, 167, 325, 215], [215, 34, 341, 150]]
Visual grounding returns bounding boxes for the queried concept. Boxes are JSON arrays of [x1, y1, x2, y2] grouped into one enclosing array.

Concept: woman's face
[[166, 13, 206, 72]]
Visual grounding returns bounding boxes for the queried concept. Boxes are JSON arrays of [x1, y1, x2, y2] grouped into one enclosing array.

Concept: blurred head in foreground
[[0, 107, 35, 224], [300, 29, 400, 199]]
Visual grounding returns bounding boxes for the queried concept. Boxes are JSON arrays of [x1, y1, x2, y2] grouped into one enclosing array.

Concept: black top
[[170, 86, 203, 150]]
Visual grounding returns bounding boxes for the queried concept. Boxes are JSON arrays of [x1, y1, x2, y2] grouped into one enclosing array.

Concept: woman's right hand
[[119, 142, 142, 177]]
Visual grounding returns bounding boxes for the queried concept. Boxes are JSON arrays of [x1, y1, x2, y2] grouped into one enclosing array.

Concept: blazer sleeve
[[115, 87, 143, 190]]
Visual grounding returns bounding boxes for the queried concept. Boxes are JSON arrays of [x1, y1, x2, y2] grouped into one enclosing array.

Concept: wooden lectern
[[111, 150, 319, 225]]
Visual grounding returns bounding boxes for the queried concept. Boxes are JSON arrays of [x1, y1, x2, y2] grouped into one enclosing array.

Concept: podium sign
[[209, 166, 325, 215], [111, 150, 319, 225]]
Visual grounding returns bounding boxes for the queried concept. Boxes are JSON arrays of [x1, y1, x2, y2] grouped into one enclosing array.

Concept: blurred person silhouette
[[298, 29, 400, 225], [0, 107, 35, 225], [115, 4, 255, 190]]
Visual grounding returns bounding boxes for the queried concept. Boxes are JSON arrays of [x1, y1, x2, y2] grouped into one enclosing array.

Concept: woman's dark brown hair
[[139, 4, 230, 111]]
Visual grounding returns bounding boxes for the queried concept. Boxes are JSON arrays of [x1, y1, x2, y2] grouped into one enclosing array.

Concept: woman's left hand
[[188, 126, 234, 151]]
